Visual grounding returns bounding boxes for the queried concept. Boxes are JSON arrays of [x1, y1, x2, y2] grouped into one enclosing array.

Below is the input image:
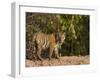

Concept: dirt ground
[[25, 55, 89, 67]]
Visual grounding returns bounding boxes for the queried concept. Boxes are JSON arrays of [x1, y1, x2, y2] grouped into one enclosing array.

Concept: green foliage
[[26, 12, 89, 56]]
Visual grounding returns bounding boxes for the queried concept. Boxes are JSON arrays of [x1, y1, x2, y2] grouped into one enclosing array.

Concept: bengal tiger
[[32, 31, 66, 60]]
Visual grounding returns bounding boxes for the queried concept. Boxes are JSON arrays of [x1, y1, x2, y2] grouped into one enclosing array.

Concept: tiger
[[32, 31, 66, 60]]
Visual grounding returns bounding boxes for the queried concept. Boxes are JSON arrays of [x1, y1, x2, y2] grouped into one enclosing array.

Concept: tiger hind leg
[[37, 47, 43, 61]]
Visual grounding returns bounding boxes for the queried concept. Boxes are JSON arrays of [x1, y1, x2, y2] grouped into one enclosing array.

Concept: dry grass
[[25, 55, 89, 67]]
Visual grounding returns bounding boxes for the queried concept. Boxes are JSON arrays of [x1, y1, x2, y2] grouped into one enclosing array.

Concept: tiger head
[[56, 32, 66, 45]]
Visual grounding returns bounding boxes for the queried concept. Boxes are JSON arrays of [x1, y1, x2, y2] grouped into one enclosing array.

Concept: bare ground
[[25, 55, 89, 67]]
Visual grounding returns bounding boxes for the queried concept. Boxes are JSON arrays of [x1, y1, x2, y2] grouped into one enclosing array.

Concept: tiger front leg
[[54, 47, 60, 59], [49, 47, 53, 60]]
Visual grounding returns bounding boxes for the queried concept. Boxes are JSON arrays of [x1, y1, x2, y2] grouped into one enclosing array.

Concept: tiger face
[[55, 32, 66, 45], [58, 32, 66, 44]]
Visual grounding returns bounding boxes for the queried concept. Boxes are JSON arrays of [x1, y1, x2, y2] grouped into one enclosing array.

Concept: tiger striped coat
[[32, 32, 65, 60]]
